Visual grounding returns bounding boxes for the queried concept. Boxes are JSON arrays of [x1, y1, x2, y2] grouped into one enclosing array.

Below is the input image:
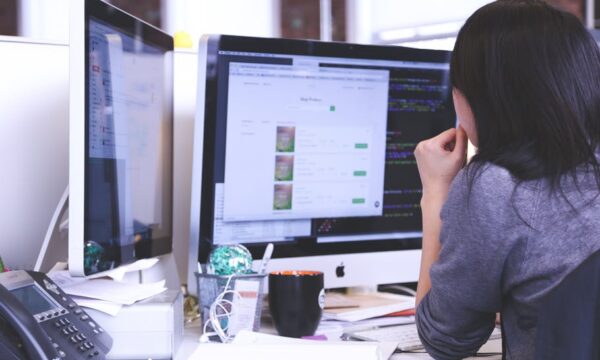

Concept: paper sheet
[[72, 296, 123, 316], [63, 279, 166, 305], [233, 331, 397, 359], [190, 331, 397, 360], [48, 270, 89, 288], [48, 268, 166, 306], [323, 293, 415, 322], [318, 315, 415, 334], [87, 258, 160, 281]]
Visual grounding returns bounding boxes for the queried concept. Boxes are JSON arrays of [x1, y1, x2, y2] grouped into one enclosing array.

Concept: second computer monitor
[[69, 0, 174, 276], [189, 35, 455, 293]]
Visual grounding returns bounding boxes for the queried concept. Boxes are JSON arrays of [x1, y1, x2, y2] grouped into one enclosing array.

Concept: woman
[[414, 0, 600, 359]]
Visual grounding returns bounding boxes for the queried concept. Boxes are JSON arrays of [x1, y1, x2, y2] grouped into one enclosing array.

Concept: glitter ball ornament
[[208, 244, 253, 275], [84, 241, 104, 273]]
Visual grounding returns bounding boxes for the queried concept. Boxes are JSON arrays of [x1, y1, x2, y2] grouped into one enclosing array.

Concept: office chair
[[534, 248, 600, 359]]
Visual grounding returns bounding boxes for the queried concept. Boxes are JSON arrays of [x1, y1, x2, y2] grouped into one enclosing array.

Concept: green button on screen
[[352, 198, 366, 204], [355, 143, 368, 149], [353, 171, 367, 176]]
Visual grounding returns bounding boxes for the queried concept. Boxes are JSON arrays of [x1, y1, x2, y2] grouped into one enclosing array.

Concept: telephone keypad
[[52, 313, 102, 356], [53, 308, 104, 358]]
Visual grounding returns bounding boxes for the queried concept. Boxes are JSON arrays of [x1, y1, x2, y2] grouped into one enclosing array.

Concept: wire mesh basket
[[195, 272, 266, 336]]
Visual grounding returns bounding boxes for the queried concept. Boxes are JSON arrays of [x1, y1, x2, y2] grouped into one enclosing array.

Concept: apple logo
[[335, 263, 345, 278]]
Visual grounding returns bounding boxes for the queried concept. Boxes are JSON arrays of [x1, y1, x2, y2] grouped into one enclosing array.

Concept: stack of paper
[[312, 292, 416, 340], [317, 314, 415, 339], [323, 292, 415, 322], [48, 259, 167, 316]]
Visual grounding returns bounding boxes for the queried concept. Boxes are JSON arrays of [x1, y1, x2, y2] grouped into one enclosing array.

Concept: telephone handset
[[0, 270, 112, 359]]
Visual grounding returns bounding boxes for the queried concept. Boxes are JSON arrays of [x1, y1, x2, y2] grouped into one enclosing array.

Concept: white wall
[[370, 0, 492, 32], [0, 37, 69, 270], [164, 0, 277, 45], [19, 0, 70, 42], [348, 0, 493, 46]]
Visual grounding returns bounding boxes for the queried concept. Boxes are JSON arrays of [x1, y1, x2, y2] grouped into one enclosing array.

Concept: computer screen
[[69, 0, 174, 276], [188, 35, 454, 293]]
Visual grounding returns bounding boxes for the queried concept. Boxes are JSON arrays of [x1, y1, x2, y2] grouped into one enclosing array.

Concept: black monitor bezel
[[83, 0, 174, 275], [198, 35, 454, 263]]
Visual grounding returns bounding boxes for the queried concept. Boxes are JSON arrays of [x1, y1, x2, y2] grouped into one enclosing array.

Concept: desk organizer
[[195, 272, 266, 335]]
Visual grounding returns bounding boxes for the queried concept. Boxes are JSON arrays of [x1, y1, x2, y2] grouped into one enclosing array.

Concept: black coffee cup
[[268, 270, 324, 338]]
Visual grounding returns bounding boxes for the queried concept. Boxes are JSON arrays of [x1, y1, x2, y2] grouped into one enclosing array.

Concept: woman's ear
[[452, 88, 478, 147]]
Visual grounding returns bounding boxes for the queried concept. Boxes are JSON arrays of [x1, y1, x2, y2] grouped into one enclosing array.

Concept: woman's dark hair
[[452, 0, 600, 189]]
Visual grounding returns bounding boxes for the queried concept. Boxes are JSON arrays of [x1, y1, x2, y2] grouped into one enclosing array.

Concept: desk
[[174, 321, 503, 359]]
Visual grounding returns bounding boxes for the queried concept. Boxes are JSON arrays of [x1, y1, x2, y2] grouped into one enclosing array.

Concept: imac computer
[[188, 35, 455, 294], [69, 0, 174, 276]]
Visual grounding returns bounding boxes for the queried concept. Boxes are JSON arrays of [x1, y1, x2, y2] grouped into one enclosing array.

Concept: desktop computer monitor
[[69, 0, 174, 276], [188, 35, 455, 294]]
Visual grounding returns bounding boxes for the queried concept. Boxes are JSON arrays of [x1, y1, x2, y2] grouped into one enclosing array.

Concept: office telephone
[[0, 270, 112, 359]]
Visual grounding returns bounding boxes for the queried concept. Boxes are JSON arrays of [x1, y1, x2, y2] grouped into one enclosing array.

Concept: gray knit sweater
[[416, 162, 600, 360]]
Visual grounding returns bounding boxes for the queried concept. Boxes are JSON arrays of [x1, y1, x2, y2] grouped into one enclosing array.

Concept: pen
[[257, 243, 274, 275]]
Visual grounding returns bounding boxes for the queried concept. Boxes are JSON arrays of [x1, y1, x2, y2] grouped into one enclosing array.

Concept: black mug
[[268, 270, 324, 338]]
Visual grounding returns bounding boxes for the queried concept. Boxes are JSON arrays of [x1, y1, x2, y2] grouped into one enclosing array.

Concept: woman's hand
[[414, 126, 468, 203]]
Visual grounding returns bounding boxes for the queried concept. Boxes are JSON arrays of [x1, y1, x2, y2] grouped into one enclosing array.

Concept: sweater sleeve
[[416, 166, 522, 360]]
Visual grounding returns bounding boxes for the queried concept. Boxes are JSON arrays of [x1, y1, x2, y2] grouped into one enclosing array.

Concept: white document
[[87, 258, 160, 281], [63, 279, 166, 305], [47, 270, 89, 288], [322, 293, 415, 322], [190, 330, 397, 360], [317, 315, 415, 337], [48, 268, 166, 305], [72, 296, 123, 316]]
